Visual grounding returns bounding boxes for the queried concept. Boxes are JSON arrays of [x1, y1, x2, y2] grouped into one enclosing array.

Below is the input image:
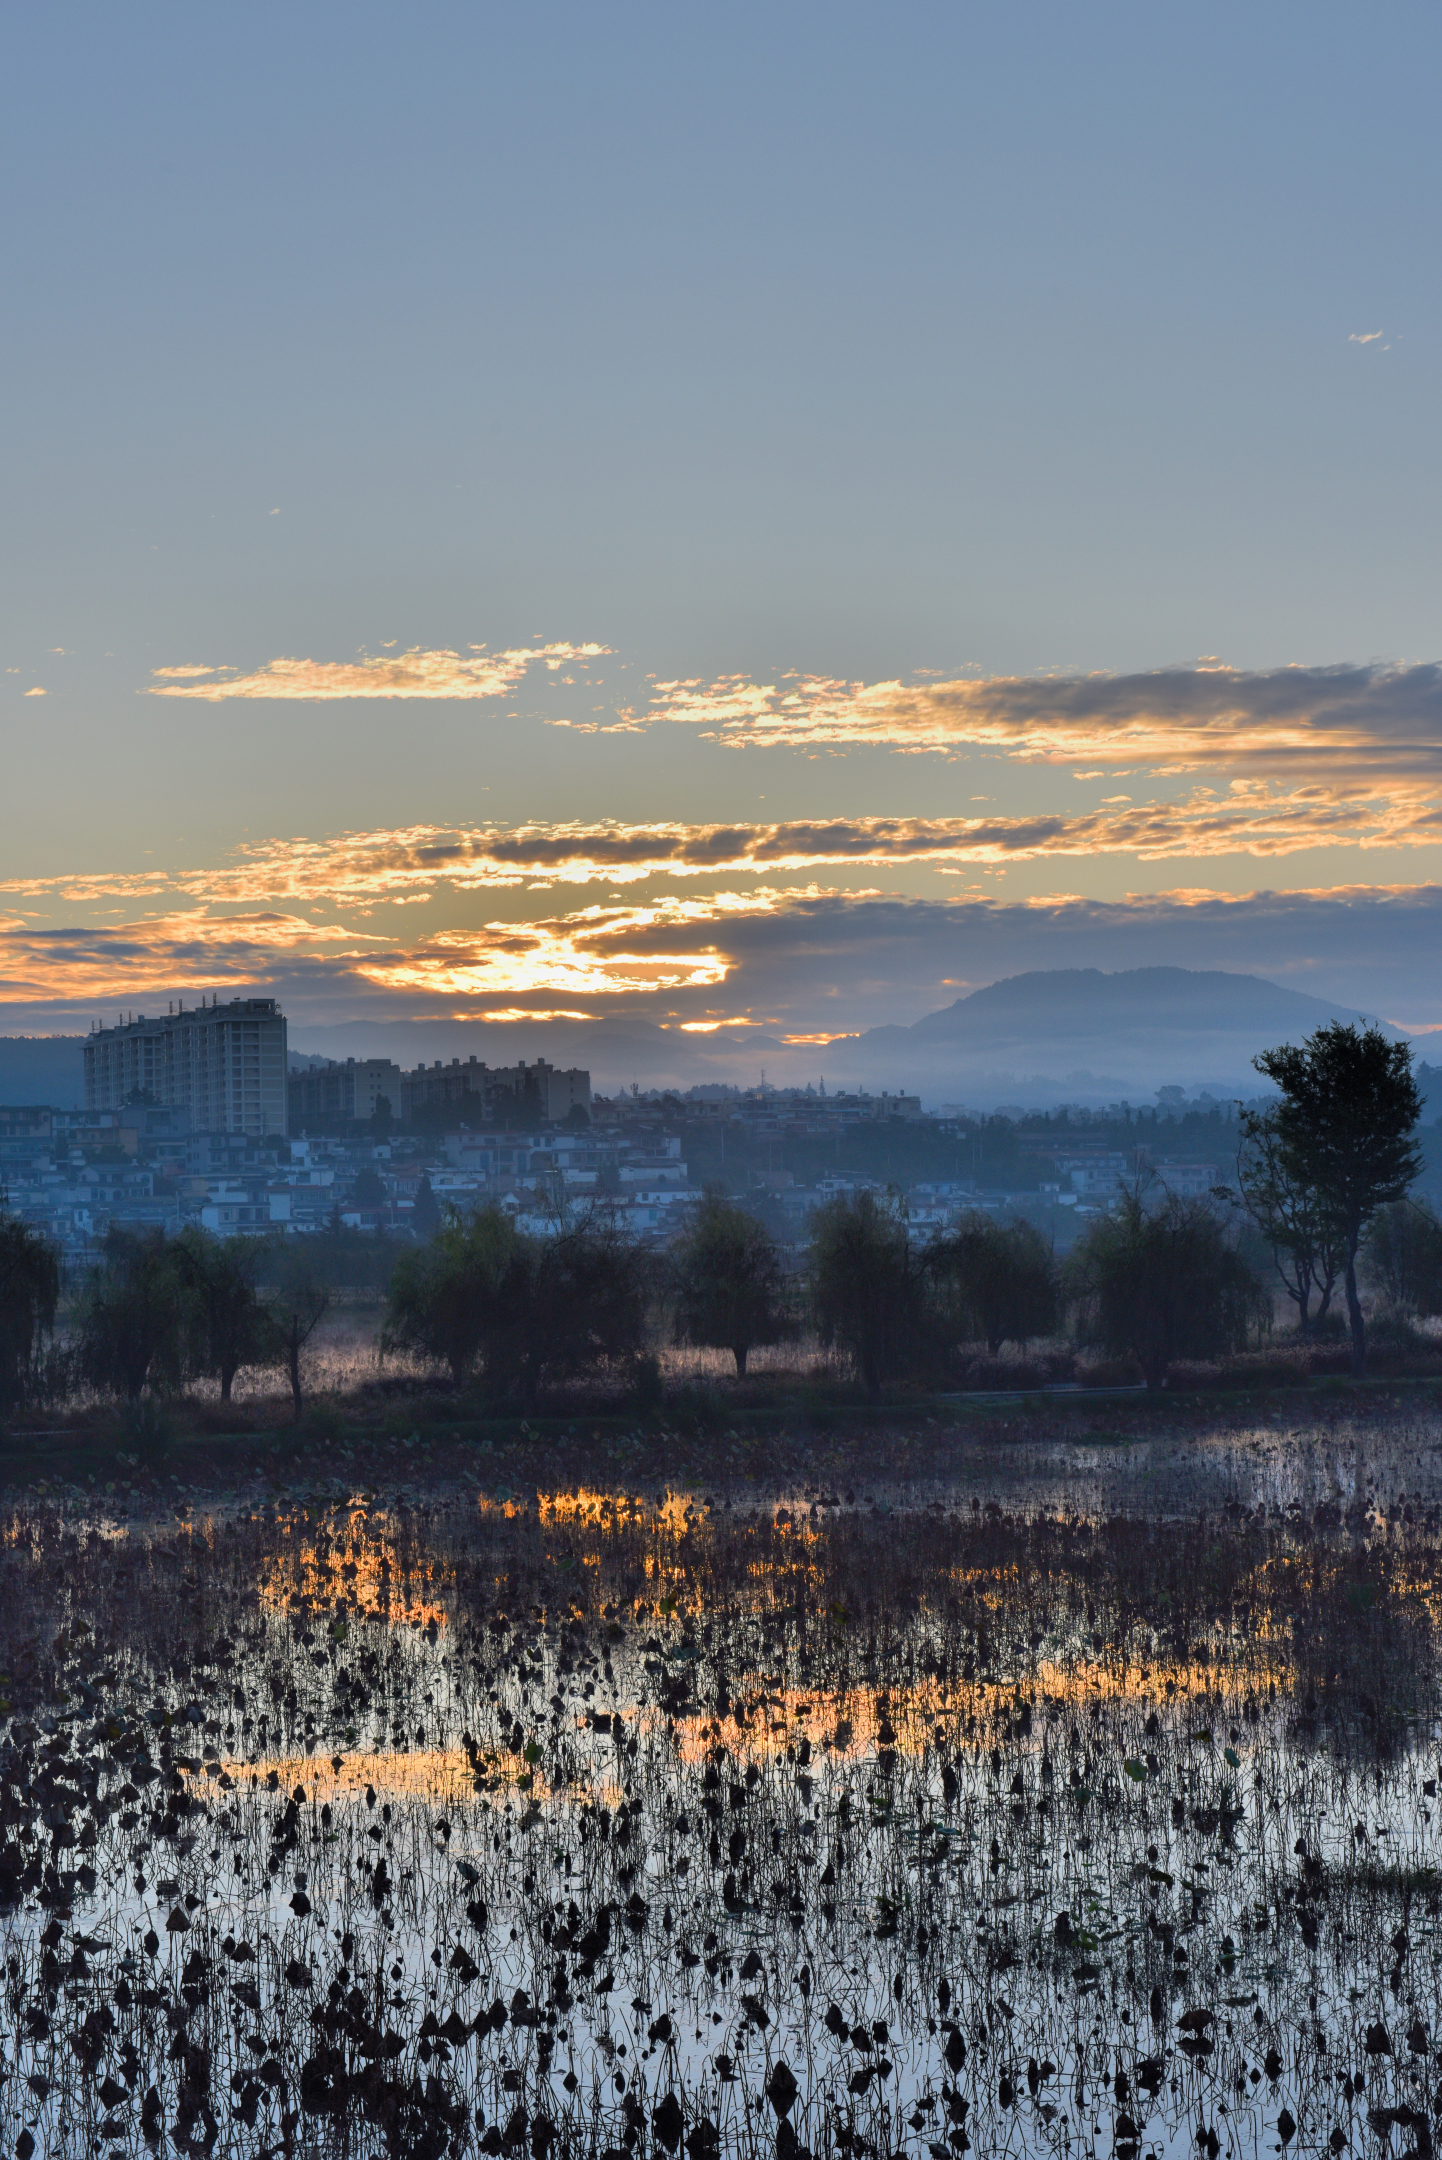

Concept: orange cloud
[[6, 788, 1442, 915], [9, 882, 1442, 1039], [635, 660, 1442, 781], [146, 643, 608, 700]]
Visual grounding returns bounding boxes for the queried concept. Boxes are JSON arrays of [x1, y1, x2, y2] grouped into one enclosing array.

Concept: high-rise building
[[287, 1057, 403, 1127], [85, 997, 288, 1136], [399, 1056, 590, 1123]]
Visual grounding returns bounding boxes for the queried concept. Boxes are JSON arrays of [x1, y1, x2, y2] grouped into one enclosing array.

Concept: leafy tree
[[382, 1205, 518, 1387], [382, 1203, 652, 1408], [929, 1212, 1059, 1354], [810, 1191, 920, 1395], [412, 1175, 441, 1241], [174, 1228, 277, 1403], [502, 1212, 655, 1411], [1254, 1022, 1423, 1375], [0, 1214, 60, 1416], [1361, 1198, 1442, 1319], [672, 1195, 789, 1375], [77, 1229, 194, 1402], [263, 1242, 333, 1422], [1068, 1189, 1266, 1390], [350, 1165, 387, 1211], [1235, 1105, 1343, 1334]]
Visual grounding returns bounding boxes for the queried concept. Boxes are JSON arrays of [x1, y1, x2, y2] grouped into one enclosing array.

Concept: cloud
[[0, 910, 372, 1011], [7, 784, 1442, 916], [1350, 330, 1385, 344], [23, 687, 46, 697], [12, 883, 1442, 1041], [635, 660, 1442, 783], [146, 643, 608, 700]]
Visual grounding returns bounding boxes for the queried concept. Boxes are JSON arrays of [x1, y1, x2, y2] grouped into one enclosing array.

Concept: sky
[[4, 1, 1442, 1069]]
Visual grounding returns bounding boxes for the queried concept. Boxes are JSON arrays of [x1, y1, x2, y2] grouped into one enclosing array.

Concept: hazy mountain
[[0, 1037, 87, 1108], [291, 969, 1411, 1108], [4, 969, 1414, 1116], [817, 967, 1409, 1104]]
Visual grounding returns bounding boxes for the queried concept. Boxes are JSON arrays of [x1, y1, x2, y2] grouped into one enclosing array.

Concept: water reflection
[[0, 1478, 1437, 2156]]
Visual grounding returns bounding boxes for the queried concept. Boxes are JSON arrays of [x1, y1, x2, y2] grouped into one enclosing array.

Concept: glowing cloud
[[636, 660, 1442, 781], [7, 787, 1442, 915], [146, 643, 608, 700]]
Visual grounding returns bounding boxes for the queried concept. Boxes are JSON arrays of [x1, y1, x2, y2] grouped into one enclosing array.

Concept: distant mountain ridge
[[818, 966, 1409, 1103], [0, 969, 1417, 1113]]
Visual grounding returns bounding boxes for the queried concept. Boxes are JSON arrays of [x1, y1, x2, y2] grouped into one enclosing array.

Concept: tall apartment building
[[85, 997, 288, 1136], [399, 1056, 590, 1124], [287, 1057, 403, 1127]]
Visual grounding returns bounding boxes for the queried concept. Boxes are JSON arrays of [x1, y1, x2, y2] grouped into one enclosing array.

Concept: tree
[[672, 1195, 789, 1375], [929, 1212, 1059, 1355], [0, 1215, 60, 1417], [1235, 1105, 1343, 1334], [412, 1175, 441, 1242], [1361, 1198, 1442, 1319], [76, 1229, 193, 1402], [350, 1165, 387, 1211], [382, 1205, 517, 1387], [1068, 1188, 1266, 1390], [1254, 1022, 1424, 1375], [502, 1212, 655, 1411], [263, 1242, 332, 1422], [810, 1191, 920, 1395], [174, 1228, 277, 1402]]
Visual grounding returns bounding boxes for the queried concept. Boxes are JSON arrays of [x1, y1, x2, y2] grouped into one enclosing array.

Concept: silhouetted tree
[[1235, 1105, 1343, 1334], [77, 1229, 193, 1402], [929, 1212, 1059, 1354], [503, 1213, 654, 1411], [672, 1195, 789, 1376], [810, 1191, 920, 1395], [350, 1165, 387, 1211], [1361, 1198, 1442, 1319], [0, 1214, 60, 1416], [1068, 1188, 1267, 1390], [174, 1227, 277, 1402], [382, 1205, 517, 1387], [263, 1242, 332, 1422], [411, 1175, 441, 1241], [1254, 1022, 1423, 1375]]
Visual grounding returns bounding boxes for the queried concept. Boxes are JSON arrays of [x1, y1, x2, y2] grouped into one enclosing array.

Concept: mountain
[[0, 1036, 87, 1108], [288, 969, 1408, 1109], [817, 967, 1408, 1104]]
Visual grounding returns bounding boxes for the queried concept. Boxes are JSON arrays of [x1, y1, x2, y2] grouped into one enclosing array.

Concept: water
[[0, 1455, 1440, 2157]]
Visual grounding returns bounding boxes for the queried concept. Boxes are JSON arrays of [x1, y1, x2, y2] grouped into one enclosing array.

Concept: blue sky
[[4, 2, 1442, 1055]]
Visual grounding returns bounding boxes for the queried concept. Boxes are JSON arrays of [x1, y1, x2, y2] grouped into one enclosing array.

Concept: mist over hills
[[286, 967, 1412, 1108], [0, 1036, 86, 1109], [0, 969, 1422, 1113]]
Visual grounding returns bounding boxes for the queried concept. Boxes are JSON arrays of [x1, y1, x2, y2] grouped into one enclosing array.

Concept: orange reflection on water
[[251, 1503, 453, 1628]]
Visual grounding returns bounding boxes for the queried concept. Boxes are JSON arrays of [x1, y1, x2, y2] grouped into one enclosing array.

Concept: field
[[2, 1409, 1442, 2158]]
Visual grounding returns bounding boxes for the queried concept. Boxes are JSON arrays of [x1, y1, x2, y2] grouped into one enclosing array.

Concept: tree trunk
[[288, 1328, 303, 1422], [1344, 1248, 1366, 1378], [220, 1363, 235, 1404], [733, 1344, 748, 1378]]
